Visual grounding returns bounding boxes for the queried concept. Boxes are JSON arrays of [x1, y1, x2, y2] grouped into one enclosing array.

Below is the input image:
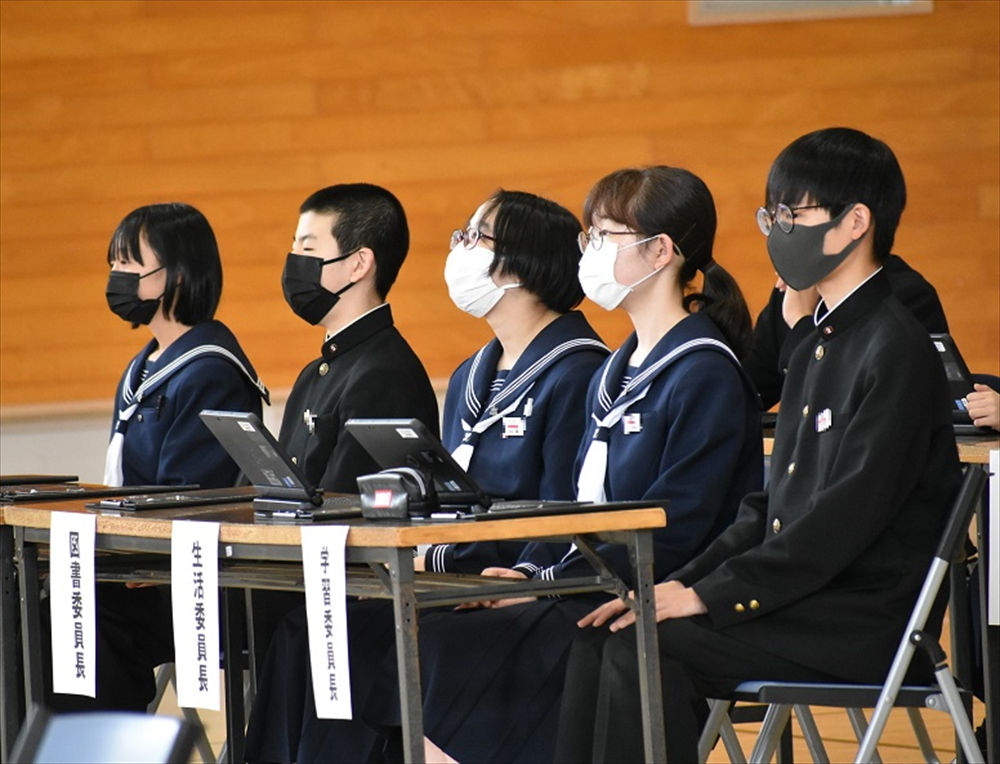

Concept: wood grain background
[[1, 0, 997, 408]]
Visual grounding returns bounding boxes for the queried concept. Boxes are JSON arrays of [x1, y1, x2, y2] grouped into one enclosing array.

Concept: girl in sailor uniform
[[45, 203, 268, 712], [410, 167, 763, 764], [420, 189, 610, 574], [245, 190, 608, 763]]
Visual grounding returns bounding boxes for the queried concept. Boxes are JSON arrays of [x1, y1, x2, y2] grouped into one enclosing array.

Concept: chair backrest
[[937, 464, 987, 564], [10, 705, 197, 764]]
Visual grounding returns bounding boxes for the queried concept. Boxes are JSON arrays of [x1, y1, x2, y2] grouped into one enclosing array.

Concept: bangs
[[582, 170, 646, 231], [107, 213, 147, 266]]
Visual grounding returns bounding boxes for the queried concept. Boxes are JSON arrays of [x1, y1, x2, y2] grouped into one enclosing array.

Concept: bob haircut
[[765, 127, 906, 263], [582, 166, 753, 359], [107, 202, 222, 326], [299, 183, 409, 300], [480, 189, 584, 313]]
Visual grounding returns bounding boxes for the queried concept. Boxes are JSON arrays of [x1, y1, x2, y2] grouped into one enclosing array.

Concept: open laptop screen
[[199, 410, 320, 503], [344, 418, 491, 509], [930, 333, 975, 421]]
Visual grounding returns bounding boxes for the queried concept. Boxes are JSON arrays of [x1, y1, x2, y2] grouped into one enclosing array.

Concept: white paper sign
[[49, 511, 96, 697], [989, 450, 999, 626], [301, 525, 352, 719], [171, 520, 220, 710]]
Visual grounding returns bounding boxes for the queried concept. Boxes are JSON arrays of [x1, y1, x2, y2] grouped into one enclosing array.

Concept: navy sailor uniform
[[394, 311, 764, 764], [108, 319, 268, 487], [426, 310, 609, 573], [46, 319, 267, 713]]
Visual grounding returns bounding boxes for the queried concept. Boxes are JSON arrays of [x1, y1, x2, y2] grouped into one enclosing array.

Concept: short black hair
[[765, 127, 906, 263], [107, 202, 222, 325], [480, 189, 584, 313], [299, 183, 409, 299]]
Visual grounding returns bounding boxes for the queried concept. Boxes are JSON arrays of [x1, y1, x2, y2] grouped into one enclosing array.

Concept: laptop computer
[[930, 334, 994, 436], [199, 410, 362, 522], [344, 417, 661, 519], [85, 485, 258, 513]]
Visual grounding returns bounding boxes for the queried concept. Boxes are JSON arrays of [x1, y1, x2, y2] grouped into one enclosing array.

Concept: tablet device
[[0, 474, 79, 486], [85, 486, 258, 512], [199, 410, 362, 521], [345, 418, 659, 518], [345, 417, 493, 511], [930, 333, 975, 421]]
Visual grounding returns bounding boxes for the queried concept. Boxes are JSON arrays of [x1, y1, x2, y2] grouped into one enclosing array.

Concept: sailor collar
[[812, 267, 890, 341], [321, 303, 393, 361]]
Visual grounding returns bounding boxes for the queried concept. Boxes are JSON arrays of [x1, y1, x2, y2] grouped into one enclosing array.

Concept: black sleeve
[[884, 255, 950, 334], [743, 288, 792, 410]]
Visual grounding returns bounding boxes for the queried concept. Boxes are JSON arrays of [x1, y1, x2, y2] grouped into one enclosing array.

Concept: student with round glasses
[[422, 189, 610, 573], [400, 166, 762, 764], [744, 162, 948, 409], [245, 189, 608, 764]]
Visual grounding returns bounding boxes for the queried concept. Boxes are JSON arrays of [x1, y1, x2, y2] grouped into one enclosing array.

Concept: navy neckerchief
[[451, 311, 608, 470]]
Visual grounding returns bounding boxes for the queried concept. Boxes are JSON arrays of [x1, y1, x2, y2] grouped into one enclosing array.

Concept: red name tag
[[373, 489, 394, 508]]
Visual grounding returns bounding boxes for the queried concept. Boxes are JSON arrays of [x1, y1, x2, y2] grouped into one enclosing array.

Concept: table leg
[[387, 547, 424, 764], [630, 529, 666, 763], [975, 484, 996, 762], [15, 528, 43, 710], [221, 587, 246, 764], [1, 524, 24, 758]]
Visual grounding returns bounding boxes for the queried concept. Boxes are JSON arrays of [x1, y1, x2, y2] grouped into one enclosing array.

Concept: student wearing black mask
[[247, 183, 440, 696], [45, 202, 268, 712], [103, 202, 268, 488], [276, 183, 439, 492]]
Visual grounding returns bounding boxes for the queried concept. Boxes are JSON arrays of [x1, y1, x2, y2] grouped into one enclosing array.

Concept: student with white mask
[[421, 189, 609, 574], [403, 166, 763, 764]]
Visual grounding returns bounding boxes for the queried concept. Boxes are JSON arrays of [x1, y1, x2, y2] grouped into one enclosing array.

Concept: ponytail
[[682, 260, 753, 361]]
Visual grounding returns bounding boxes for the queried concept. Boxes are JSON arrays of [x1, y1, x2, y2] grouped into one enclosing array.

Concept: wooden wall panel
[[1, 0, 997, 408]]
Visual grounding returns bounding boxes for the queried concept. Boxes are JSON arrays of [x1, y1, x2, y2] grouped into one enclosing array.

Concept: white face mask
[[444, 243, 521, 318], [578, 235, 663, 311]]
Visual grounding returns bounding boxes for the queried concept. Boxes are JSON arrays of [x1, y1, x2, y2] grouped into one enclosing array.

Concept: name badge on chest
[[815, 408, 832, 433], [623, 413, 642, 435], [502, 416, 526, 438]]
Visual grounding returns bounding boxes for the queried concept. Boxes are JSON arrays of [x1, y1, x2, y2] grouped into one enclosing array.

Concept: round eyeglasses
[[450, 227, 497, 250], [755, 203, 833, 236], [577, 227, 644, 254]]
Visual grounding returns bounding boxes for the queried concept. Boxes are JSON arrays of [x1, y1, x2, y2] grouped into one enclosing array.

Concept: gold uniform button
[[136, 413, 144, 422], [802, 404, 809, 417], [814, 345, 825, 360], [318, 362, 330, 376], [291, 456, 298, 464], [772, 518, 781, 533], [750, 599, 760, 610], [734, 603, 745, 613], [787, 462, 795, 475]]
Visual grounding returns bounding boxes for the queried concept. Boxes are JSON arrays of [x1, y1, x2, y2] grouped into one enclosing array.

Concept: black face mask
[[281, 252, 356, 325], [105, 266, 164, 325], [766, 205, 862, 290]]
